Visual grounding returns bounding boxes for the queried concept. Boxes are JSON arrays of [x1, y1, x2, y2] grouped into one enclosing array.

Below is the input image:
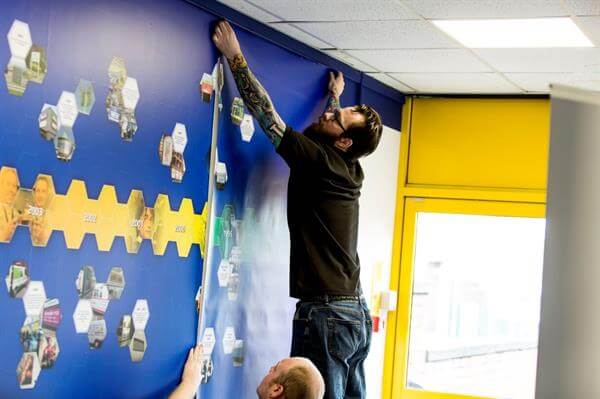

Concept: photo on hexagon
[[16, 352, 40, 389], [38, 331, 59, 368], [20, 317, 43, 353], [117, 314, 133, 347], [0, 167, 20, 242], [126, 190, 155, 253], [129, 330, 147, 362], [107, 267, 125, 300], [75, 266, 97, 299], [41, 298, 61, 331], [5, 260, 30, 298], [88, 319, 107, 349], [150, 194, 169, 254]]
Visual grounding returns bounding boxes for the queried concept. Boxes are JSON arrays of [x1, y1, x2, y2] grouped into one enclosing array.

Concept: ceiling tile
[[347, 49, 492, 72], [474, 48, 600, 73], [292, 20, 459, 49], [575, 16, 600, 46], [269, 23, 333, 48], [322, 50, 379, 72], [505, 72, 600, 92], [563, 0, 600, 16], [402, 0, 568, 19], [241, 0, 419, 21], [217, 0, 281, 22], [367, 73, 416, 92], [388, 72, 521, 93]]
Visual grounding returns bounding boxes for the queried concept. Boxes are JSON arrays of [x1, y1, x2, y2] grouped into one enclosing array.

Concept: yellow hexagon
[[0, 167, 20, 243], [125, 190, 146, 254], [95, 185, 120, 251], [174, 198, 195, 257], [151, 194, 171, 256], [63, 180, 89, 249]]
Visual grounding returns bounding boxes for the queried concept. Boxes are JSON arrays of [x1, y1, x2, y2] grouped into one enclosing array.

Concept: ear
[[334, 137, 352, 152], [269, 383, 285, 398]]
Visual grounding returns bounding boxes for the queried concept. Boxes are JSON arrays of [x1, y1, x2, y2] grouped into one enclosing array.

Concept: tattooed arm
[[212, 21, 285, 147], [227, 54, 286, 147], [326, 71, 344, 113]]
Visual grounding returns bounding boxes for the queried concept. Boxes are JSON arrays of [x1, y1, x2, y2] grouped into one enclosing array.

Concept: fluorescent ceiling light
[[433, 18, 594, 48]]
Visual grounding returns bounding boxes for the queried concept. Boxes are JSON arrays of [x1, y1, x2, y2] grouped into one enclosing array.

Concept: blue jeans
[[290, 297, 372, 399]]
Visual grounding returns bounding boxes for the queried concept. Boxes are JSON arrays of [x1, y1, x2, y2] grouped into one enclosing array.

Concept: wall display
[[0, 167, 208, 257], [0, 0, 215, 396], [5, 260, 62, 389], [5, 19, 47, 96], [105, 57, 140, 141], [1, 0, 403, 397]]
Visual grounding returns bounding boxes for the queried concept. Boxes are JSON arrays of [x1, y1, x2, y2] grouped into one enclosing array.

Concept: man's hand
[[212, 21, 242, 60], [328, 71, 345, 98], [169, 345, 204, 399], [181, 345, 203, 388]]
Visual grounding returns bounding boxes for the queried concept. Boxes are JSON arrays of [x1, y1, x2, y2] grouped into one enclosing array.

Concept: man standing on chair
[[213, 21, 382, 399]]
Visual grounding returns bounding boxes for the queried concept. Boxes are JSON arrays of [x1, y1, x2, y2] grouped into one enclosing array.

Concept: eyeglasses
[[333, 108, 346, 133]]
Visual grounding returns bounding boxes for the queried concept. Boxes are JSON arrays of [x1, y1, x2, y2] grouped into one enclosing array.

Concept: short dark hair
[[343, 104, 383, 159], [274, 366, 320, 399]]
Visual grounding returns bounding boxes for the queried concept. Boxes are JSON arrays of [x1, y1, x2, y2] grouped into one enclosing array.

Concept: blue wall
[[0, 1, 404, 398]]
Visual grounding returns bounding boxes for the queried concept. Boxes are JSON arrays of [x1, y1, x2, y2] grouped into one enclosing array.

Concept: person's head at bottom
[[256, 357, 325, 399], [169, 346, 325, 399]]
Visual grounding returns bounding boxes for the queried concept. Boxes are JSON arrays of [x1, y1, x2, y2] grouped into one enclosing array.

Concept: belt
[[299, 294, 362, 303]]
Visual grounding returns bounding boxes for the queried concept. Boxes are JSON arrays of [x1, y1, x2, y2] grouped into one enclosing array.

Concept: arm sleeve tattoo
[[228, 54, 286, 148], [325, 94, 340, 113]]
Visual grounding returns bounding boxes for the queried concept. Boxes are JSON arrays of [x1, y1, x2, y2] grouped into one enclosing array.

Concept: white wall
[[358, 125, 401, 399], [536, 87, 600, 398]]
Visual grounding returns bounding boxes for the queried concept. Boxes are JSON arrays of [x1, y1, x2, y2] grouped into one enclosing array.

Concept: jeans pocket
[[327, 317, 361, 361], [291, 318, 308, 357]]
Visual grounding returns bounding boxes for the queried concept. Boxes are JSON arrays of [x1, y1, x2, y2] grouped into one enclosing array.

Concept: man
[[213, 21, 382, 399], [0, 167, 20, 242], [169, 345, 325, 399]]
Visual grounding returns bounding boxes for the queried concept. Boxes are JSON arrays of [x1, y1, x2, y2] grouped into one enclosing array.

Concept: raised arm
[[326, 71, 344, 113], [212, 21, 286, 148]]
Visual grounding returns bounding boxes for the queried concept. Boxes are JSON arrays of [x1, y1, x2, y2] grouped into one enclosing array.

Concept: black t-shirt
[[276, 126, 364, 299]]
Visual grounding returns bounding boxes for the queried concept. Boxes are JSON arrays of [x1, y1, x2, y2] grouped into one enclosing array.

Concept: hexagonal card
[[201, 327, 216, 355], [240, 114, 255, 142], [117, 314, 133, 347], [88, 319, 107, 349], [39, 330, 59, 368], [53, 126, 75, 161], [217, 260, 232, 287], [57, 91, 78, 128], [23, 281, 46, 316], [5, 260, 30, 298], [222, 327, 236, 354], [20, 316, 43, 352], [107, 267, 125, 299], [26, 44, 47, 84], [75, 266, 96, 299], [73, 299, 93, 333], [75, 79, 95, 115], [7, 20, 32, 59], [108, 57, 127, 87], [41, 298, 62, 331], [232, 339, 244, 367], [16, 351, 41, 389], [129, 330, 147, 362], [132, 299, 149, 330], [171, 123, 188, 153], [90, 283, 110, 316], [121, 77, 140, 110], [215, 161, 227, 190], [38, 104, 60, 141]]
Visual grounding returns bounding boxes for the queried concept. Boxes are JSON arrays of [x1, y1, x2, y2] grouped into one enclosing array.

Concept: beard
[[303, 123, 331, 144]]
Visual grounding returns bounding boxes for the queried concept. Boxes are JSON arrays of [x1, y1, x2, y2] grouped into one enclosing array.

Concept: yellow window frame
[[381, 98, 549, 399], [390, 197, 545, 399]]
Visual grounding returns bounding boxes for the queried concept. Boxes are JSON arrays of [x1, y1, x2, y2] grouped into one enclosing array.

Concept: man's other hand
[[181, 345, 203, 390], [328, 71, 345, 98], [212, 21, 242, 60]]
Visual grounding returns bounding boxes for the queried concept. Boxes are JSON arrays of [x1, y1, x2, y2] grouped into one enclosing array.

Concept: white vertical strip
[[536, 86, 600, 398]]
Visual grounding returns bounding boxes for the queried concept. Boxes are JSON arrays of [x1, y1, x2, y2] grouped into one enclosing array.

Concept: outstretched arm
[[326, 71, 344, 112], [212, 21, 286, 148]]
